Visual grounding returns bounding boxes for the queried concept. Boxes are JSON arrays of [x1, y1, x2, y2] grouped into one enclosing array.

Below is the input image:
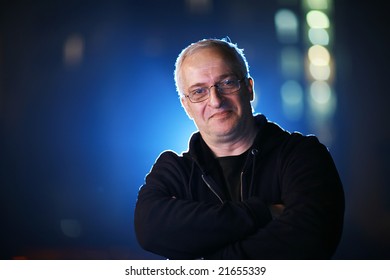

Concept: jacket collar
[[183, 114, 282, 172]]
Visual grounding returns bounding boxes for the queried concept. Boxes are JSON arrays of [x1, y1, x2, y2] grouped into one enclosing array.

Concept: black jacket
[[134, 114, 345, 259]]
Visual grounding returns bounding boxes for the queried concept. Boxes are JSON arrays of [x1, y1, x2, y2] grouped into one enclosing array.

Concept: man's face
[[180, 48, 255, 141]]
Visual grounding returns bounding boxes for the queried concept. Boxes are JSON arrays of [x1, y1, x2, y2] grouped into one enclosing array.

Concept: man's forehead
[[182, 49, 232, 72]]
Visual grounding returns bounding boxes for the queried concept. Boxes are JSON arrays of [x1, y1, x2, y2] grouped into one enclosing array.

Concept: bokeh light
[[308, 28, 330, 45], [306, 10, 330, 28], [275, 9, 299, 43]]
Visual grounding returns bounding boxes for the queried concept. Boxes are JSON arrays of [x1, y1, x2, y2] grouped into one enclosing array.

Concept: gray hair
[[174, 37, 250, 97]]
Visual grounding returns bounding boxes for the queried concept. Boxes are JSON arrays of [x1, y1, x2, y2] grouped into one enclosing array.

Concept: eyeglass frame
[[184, 76, 247, 103]]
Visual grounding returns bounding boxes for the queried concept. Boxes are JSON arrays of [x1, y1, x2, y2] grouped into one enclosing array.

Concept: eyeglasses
[[184, 77, 246, 103]]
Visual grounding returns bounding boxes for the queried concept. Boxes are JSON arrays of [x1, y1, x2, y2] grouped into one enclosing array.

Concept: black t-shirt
[[216, 150, 249, 201]]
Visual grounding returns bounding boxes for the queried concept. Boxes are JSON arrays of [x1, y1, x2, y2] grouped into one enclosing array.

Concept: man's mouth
[[210, 110, 232, 119]]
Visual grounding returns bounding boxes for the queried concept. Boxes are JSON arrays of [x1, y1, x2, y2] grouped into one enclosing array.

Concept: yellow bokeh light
[[308, 45, 330, 66]]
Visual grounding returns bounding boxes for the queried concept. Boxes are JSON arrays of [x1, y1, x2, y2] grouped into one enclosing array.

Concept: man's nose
[[208, 86, 223, 108]]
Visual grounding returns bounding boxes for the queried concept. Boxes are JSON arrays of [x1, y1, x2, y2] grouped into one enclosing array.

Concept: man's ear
[[247, 77, 255, 101], [180, 96, 194, 119]]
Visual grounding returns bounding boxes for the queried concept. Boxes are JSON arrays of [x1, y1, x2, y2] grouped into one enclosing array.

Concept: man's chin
[[210, 122, 239, 138]]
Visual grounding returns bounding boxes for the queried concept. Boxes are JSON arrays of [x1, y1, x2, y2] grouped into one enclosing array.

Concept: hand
[[269, 204, 285, 219]]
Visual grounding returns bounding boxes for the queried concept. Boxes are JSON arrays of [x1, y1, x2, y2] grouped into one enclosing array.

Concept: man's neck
[[202, 119, 258, 157]]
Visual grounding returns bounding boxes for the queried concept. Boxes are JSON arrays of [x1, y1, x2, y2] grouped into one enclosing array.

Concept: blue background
[[1, 0, 389, 259]]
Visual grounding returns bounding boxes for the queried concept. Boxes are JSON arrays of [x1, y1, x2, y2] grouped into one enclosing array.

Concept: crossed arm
[[134, 184, 272, 259]]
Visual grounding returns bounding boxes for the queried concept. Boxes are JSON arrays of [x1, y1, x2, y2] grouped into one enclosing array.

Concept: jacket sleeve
[[134, 151, 272, 259], [205, 136, 345, 259]]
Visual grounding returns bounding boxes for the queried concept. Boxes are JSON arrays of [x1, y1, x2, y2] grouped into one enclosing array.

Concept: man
[[134, 38, 345, 259]]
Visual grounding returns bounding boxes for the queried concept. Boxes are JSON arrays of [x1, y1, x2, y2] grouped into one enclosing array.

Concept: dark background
[[1, 0, 389, 259]]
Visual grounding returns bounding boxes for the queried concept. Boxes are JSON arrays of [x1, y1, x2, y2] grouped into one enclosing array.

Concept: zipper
[[240, 148, 258, 202], [240, 171, 244, 202], [201, 174, 224, 204]]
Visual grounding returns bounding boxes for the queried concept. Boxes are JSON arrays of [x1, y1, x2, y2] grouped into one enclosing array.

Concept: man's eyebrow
[[187, 74, 236, 90], [215, 73, 236, 81], [187, 82, 208, 94], [188, 82, 207, 89]]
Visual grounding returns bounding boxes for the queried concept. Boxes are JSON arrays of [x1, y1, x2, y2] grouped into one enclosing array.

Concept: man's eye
[[193, 88, 207, 95], [222, 79, 235, 86]]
